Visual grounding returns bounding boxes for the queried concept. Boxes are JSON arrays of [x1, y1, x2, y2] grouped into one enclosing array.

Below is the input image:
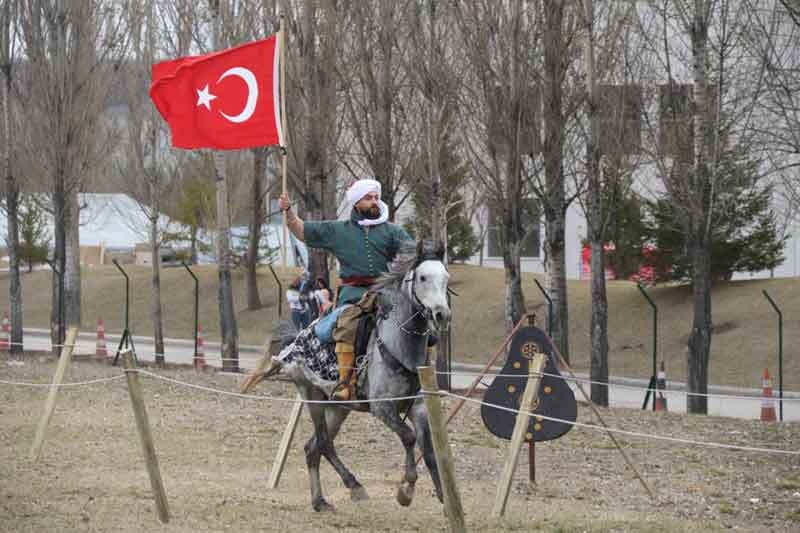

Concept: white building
[[461, 1, 800, 281]]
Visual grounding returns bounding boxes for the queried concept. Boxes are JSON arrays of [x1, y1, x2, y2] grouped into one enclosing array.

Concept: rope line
[[447, 391, 800, 456], [134, 369, 423, 405], [4, 339, 263, 363], [0, 375, 126, 387], [436, 369, 800, 402], [1, 365, 797, 456]]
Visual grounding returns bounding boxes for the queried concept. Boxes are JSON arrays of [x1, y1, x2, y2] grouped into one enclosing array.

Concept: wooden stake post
[[493, 352, 546, 518], [418, 366, 466, 533], [121, 349, 170, 523], [268, 394, 304, 489], [30, 327, 79, 461]]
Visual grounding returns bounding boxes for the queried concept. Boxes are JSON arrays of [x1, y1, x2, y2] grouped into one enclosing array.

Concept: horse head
[[408, 240, 451, 331]]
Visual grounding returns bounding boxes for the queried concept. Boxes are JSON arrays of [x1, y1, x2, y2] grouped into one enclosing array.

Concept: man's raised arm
[[279, 193, 305, 242]]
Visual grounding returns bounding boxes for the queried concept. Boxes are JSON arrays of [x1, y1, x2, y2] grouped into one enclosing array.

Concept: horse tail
[[239, 319, 298, 394]]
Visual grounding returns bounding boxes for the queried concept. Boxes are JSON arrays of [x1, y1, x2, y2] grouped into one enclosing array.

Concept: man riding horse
[[279, 178, 412, 400]]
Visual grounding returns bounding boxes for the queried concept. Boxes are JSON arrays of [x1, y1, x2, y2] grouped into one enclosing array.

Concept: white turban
[[346, 179, 389, 226]]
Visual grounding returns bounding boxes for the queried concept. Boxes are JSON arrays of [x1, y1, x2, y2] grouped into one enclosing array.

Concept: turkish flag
[[149, 36, 283, 150]]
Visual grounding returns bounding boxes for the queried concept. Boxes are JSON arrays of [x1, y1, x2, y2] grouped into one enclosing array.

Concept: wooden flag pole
[[279, 15, 289, 268]]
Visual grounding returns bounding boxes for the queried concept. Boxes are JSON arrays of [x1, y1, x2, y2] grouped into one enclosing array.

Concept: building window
[[597, 84, 643, 156], [487, 83, 542, 157], [487, 199, 540, 258], [658, 83, 693, 159]]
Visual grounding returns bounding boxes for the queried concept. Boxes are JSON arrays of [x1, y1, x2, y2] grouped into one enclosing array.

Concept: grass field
[[1, 264, 798, 388]]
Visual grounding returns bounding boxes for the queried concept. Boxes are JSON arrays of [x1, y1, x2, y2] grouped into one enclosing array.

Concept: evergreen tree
[[604, 183, 648, 280], [403, 140, 479, 262], [166, 154, 216, 264], [17, 196, 50, 272], [644, 147, 785, 282]]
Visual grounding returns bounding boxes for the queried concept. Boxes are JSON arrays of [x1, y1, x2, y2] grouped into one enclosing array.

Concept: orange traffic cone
[[194, 325, 207, 370], [655, 360, 668, 412], [95, 318, 108, 359], [760, 368, 777, 422], [0, 312, 9, 351]]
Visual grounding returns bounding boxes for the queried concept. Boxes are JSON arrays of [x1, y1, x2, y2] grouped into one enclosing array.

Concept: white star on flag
[[196, 84, 217, 110]]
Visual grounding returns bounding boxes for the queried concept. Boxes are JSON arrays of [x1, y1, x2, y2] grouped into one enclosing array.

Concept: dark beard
[[358, 205, 381, 220]]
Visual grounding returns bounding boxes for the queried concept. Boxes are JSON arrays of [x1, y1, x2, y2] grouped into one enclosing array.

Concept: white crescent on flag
[[217, 67, 259, 123]]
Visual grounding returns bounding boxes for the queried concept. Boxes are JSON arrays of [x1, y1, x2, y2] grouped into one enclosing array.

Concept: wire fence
[[2, 365, 797, 457]]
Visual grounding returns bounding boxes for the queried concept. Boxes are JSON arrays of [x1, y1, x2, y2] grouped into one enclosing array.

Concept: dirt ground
[[2, 353, 799, 532]]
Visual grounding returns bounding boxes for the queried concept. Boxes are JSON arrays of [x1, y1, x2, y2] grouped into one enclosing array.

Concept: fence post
[[762, 290, 784, 422], [30, 327, 79, 461], [493, 352, 546, 518], [182, 262, 200, 367], [121, 349, 170, 523], [418, 366, 466, 533]]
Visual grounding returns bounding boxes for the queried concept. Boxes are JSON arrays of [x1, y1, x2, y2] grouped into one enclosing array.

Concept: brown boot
[[333, 345, 356, 401]]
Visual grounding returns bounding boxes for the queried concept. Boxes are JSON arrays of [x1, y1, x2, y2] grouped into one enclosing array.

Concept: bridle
[[378, 256, 448, 338]]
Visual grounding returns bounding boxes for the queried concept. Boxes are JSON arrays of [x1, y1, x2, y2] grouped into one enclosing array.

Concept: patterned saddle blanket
[[274, 323, 368, 387]]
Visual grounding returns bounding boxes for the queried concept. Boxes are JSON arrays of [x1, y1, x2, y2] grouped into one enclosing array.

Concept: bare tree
[[539, 0, 581, 361], [17, 0, 129, 352], [208, 0, 239, 372], [1, 0, 21, 355], [451, 1, 527, 332], [634, 0, 769, 413], [742, 1, 800, 220], [213, 0, 280, 310], [117, 0, 181, 366], [578, 0, 641, 405]]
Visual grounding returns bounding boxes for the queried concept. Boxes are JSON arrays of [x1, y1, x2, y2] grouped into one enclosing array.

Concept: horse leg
[[410, 400, 444, 503], [321, 407, 369, 502], [304, 396, 335, 512], [372, 400, 418, 507]]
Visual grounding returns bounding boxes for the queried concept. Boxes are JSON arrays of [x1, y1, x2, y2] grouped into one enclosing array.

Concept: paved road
[[17, 329, 800, 422]]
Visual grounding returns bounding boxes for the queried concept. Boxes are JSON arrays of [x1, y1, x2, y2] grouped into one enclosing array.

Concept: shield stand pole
[[493, 352, 546, 518]]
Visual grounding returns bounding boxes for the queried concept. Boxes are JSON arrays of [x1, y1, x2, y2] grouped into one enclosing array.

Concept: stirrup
[[331, 372, 355, 401]]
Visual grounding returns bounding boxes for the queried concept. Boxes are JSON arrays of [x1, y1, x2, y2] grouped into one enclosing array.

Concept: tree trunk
[[211, 0, 238, 372], [544, 208, 569, 362], [542, 0, 570, 362], [686, 1, 712, 414], [246, 148, 266, 310], [215, 153, 239, 373], [503, 242, 526, 332], [583, 0, 609, 406], [302, 0, 336, 287], [150, 209, 165, 367], [51, 178, 65, 355], [63, 189, 80, 328], [2, 26, 22, 355], [687, 243, 711, 414], [589, 242, 609, 406]]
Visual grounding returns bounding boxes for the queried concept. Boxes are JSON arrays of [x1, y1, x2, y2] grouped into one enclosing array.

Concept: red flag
[[149, 36, 283, 150]]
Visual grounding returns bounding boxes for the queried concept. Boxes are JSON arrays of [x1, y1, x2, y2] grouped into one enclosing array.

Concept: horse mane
[[373, 240, 443, 293]]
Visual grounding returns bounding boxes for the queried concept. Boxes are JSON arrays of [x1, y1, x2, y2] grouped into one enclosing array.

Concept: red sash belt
[[341, 275, 378, 287]]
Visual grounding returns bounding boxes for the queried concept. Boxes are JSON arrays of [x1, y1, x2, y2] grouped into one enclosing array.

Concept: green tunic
[[304, 210, 412, 305]]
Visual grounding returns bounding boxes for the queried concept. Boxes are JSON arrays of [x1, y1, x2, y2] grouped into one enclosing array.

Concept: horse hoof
[[396, 481, 415, 507], [350, 485, 369, 502], [313, 499, 336, 513]]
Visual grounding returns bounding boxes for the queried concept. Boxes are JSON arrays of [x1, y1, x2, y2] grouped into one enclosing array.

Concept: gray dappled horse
[[263, 241, 451, 512]]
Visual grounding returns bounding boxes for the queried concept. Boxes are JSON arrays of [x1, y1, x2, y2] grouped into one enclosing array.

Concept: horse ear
[[416, 240, 424, 257]]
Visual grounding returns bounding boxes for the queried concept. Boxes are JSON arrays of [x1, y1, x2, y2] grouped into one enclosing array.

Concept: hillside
[[1, 264, 798, 388]]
